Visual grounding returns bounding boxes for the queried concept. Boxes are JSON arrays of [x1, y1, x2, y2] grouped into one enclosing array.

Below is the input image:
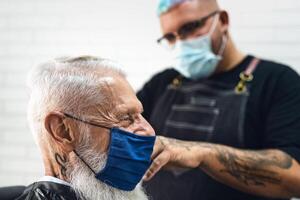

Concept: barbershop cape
[[15, 177, 79, 200]]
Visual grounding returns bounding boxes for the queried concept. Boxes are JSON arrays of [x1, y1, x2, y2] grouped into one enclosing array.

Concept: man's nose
[[133, 114, 155, 136]]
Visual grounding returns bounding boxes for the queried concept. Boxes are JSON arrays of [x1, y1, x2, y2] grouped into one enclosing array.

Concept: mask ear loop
[[208, 13, 228, 57], [208, 13, 227, 57], [63, 113, 110, 175], [208, 13, 220, 36], [217, 34, 228, 56], [73, 150, 97, 175]]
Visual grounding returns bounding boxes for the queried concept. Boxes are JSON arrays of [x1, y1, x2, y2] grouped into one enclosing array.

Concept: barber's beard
[[66, 146, 148, 200]]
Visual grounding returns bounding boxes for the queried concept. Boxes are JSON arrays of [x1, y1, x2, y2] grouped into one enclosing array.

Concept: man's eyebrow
[[126, 106, 144, 115], [115, 103, 144, 117]]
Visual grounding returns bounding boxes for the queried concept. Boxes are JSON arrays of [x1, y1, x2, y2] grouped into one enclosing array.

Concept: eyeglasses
[[157, 10, 220, 48], [64, 113, 112, 130]]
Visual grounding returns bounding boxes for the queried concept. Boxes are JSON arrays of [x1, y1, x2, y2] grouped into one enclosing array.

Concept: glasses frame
[[63, 112, 112, 130], [157, 10, 221, 45]]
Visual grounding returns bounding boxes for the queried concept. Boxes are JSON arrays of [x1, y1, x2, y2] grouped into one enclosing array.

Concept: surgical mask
[[64, 113, 156, 191], [173, 14, 227, 80]]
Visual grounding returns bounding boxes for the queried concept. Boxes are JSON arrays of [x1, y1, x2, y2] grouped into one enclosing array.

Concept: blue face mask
[[65, 113, 156, 191], [95, 127, 155, 191], [173, 15, 227, 80]]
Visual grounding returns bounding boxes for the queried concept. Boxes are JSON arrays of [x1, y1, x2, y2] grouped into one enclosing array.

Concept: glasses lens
[[159, 38, 175, 50], [164, 33, 176, 44], [178, 20, 204, 39], [157, 33, 176, 49], [177, 11, 219, 39]]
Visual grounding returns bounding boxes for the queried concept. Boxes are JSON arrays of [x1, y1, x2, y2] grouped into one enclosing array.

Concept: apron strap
[[245, 58, 260, 76], [235, 58, 260, 94]]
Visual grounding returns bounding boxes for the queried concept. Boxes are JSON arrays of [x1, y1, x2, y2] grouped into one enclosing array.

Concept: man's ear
[[44, 111, 76, 153], [219, 10, 229, 34]]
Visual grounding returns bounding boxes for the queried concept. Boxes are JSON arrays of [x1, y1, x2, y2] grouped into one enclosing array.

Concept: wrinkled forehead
[[100, 76, 143, 114]]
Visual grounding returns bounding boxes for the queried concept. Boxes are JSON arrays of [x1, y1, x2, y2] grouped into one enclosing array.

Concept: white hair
[[67, 136, 149, 200], [27, 55, 125, 142]]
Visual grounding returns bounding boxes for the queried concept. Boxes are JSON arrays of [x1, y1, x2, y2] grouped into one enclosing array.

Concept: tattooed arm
[[143, 136, 300, 198]]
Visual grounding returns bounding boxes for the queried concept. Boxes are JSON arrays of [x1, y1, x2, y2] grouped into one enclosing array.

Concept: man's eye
[[128, 116, 135, 124], [122, 115, 134, 123]]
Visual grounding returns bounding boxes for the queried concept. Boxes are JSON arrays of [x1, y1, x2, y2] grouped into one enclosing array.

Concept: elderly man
[[16, 56, 155, 200]]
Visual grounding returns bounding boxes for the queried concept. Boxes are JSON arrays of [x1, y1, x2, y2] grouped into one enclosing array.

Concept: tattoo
[[160, 136, 293, 187], [55, 153, 67, 177], [160, 136, 212, 151], [215, 147, 293, 186], [257, 150, 293, 169]]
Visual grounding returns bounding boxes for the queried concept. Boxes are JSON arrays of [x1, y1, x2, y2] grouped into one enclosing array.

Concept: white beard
[[67, 147, 149, 200]]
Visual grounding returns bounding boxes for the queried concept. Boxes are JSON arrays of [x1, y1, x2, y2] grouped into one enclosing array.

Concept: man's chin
[[71, 173, 148, 200], [67, 153, 148, 200]]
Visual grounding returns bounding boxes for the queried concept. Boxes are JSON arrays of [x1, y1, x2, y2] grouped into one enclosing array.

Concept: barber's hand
[[143, 136, 209, 181]]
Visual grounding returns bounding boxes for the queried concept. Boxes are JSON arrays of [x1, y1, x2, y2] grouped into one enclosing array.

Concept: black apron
[[145, 59, 261, 200]]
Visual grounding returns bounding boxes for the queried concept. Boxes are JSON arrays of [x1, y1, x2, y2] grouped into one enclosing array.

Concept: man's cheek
[[89, 130, 111, 153]]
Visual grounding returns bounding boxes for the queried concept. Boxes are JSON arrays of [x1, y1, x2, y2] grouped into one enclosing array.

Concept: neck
[[215, 36, 246, 74], [42, 144, 69, 182]]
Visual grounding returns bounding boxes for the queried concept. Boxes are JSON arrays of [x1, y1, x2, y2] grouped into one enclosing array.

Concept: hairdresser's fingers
[[143, 150, 171, 181], [150, 136, 166, 160]]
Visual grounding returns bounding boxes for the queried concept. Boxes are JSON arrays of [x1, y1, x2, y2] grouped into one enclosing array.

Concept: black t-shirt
[[137, 55, 300, 200]]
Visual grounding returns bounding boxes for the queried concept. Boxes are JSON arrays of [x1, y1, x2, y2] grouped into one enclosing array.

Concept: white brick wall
[[0, 1, 299, 199]]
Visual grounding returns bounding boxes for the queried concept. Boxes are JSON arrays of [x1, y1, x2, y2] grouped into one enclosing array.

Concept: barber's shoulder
[[144, 67, 179, 87], [256, 57, 299, 80], [256, 57, 300, 93]]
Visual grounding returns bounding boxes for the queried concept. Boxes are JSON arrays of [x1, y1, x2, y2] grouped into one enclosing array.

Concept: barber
[[138, 0, 300, 199]]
